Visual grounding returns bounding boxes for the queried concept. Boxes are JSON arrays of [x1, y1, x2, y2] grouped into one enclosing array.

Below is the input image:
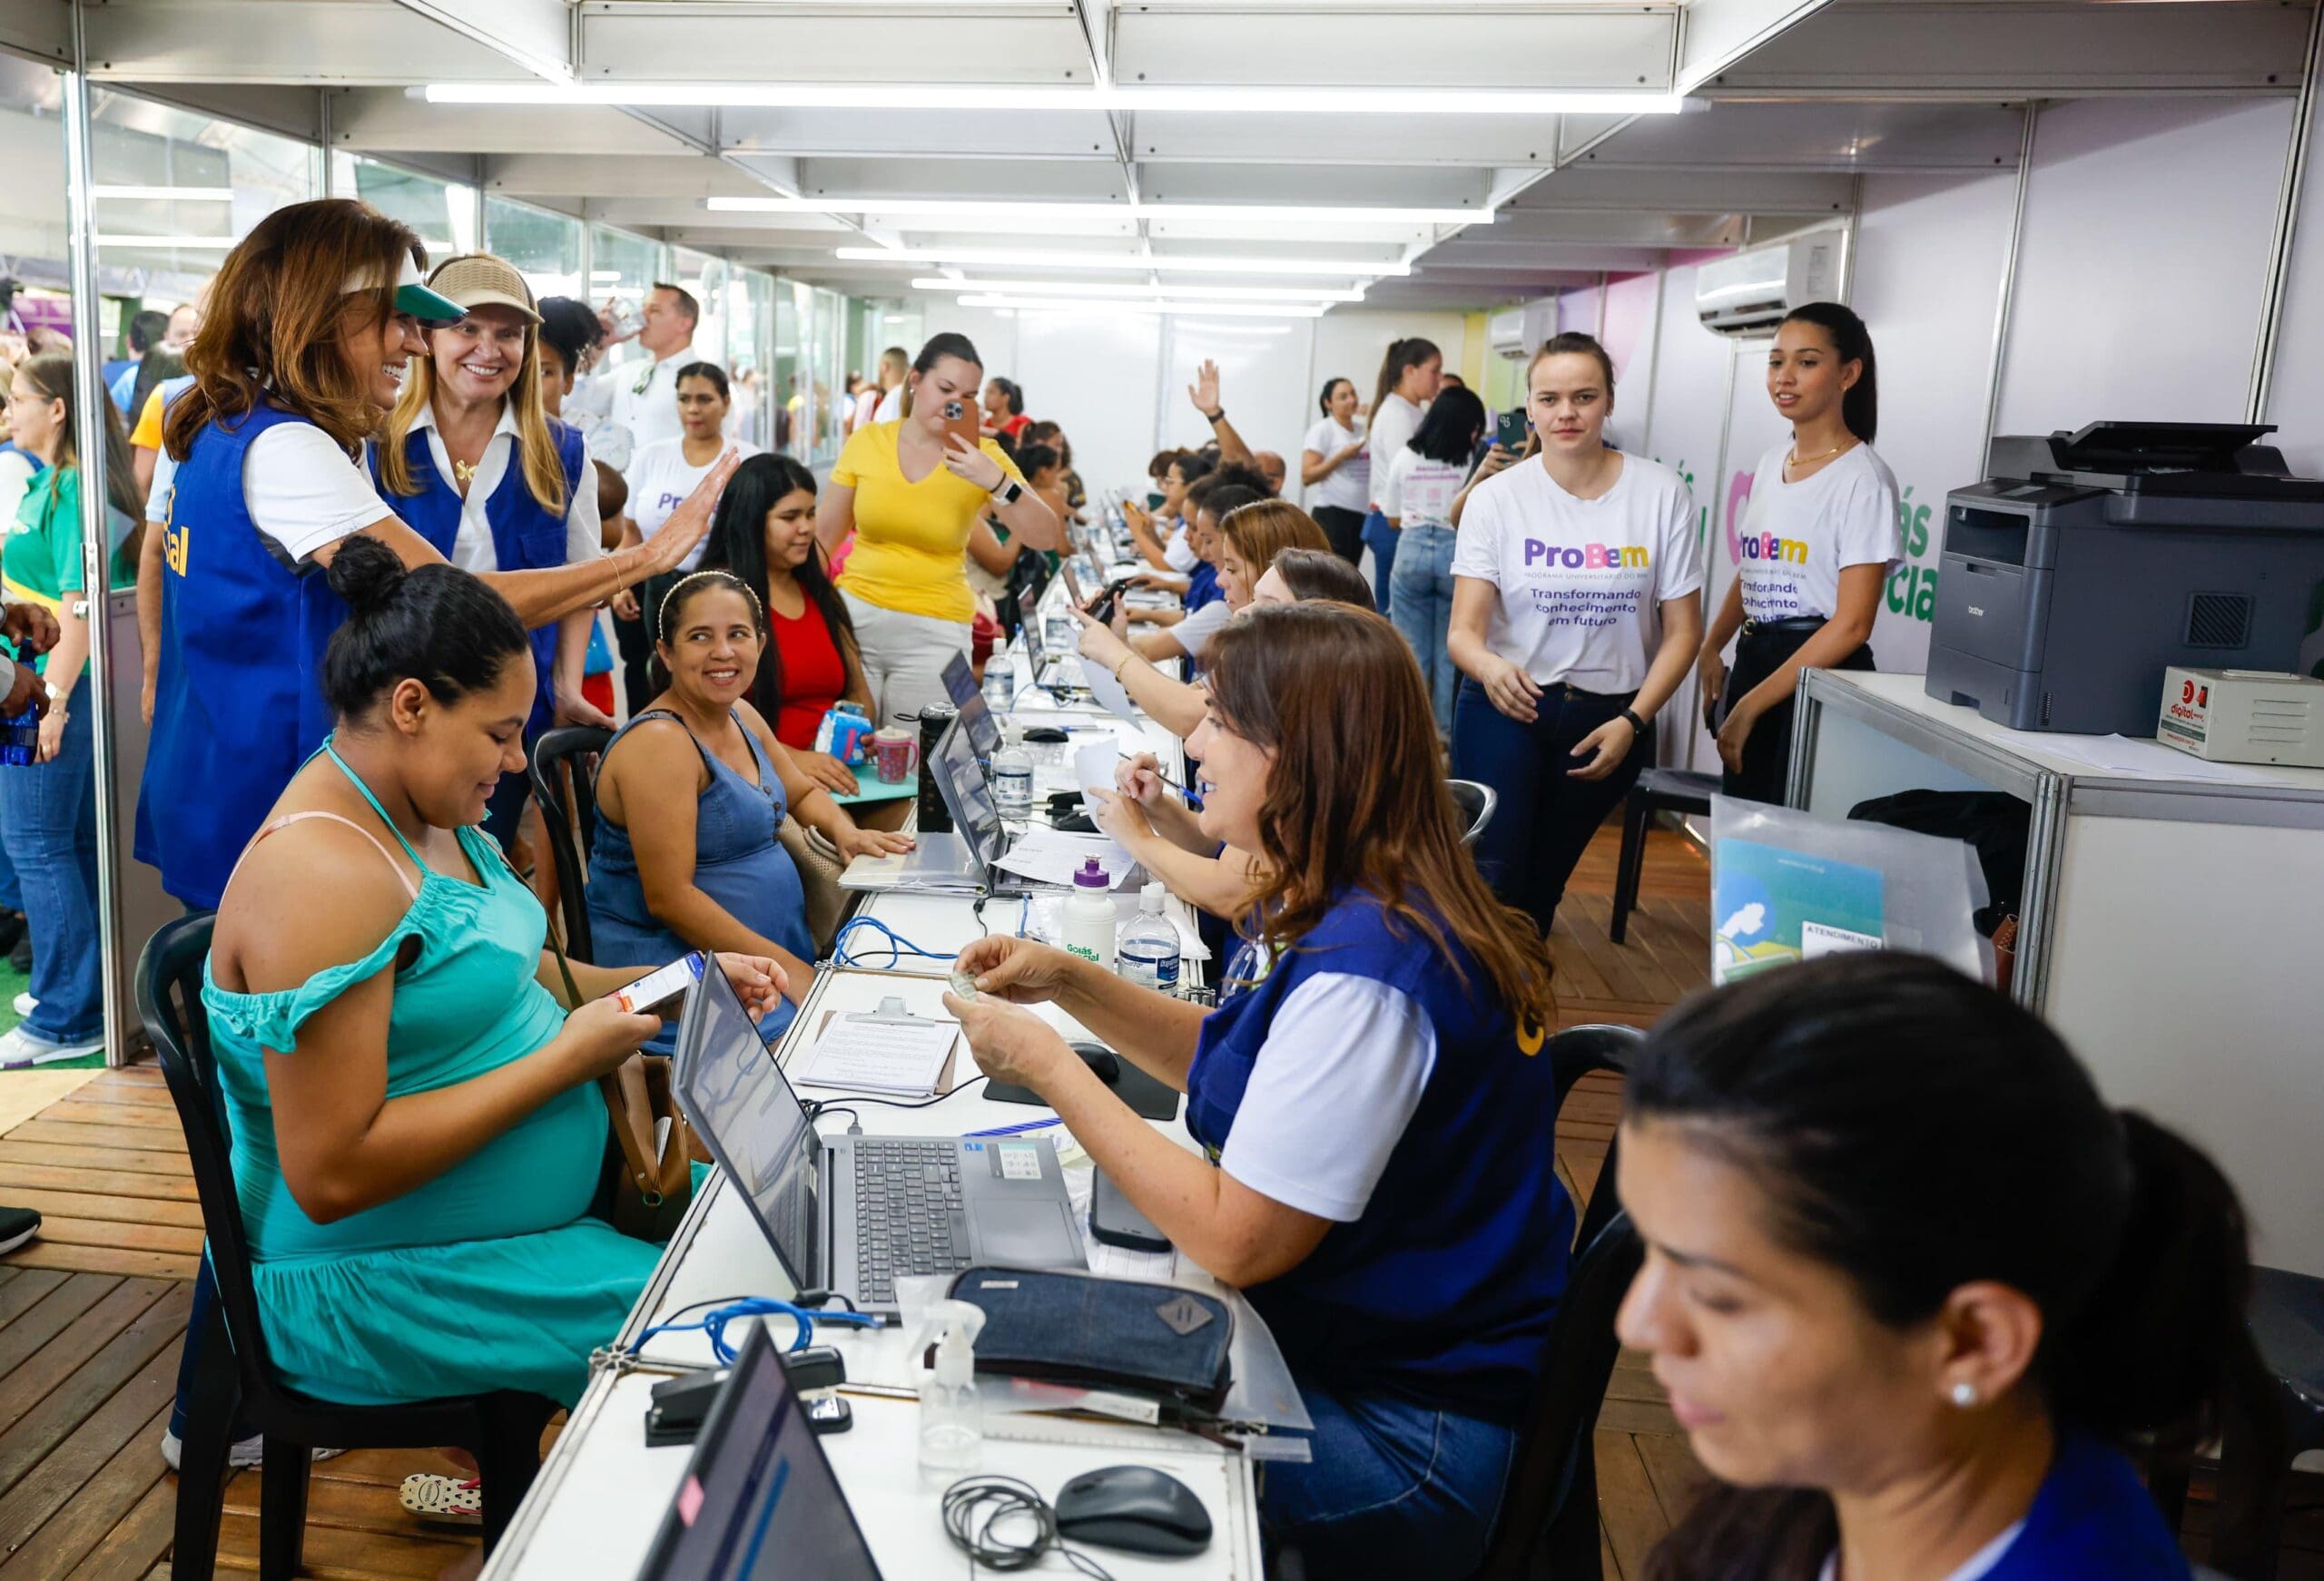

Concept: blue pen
[[964, 1116, 1064, 1139]]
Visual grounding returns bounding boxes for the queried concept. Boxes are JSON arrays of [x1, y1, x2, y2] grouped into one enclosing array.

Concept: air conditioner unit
[[1694, 229, 1845, 337], [1489, 297, 1559, 360]]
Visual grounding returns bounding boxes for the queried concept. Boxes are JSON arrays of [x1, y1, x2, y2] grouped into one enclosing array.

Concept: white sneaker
[[12, 990, 34, 1017], [0, 1024, 100, 1066]]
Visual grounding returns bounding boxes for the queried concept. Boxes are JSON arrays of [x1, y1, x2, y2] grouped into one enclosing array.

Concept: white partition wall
[[1995, 97, 2297, 435], [1014, 308, 1165, 501], [2263, 74, 2324, 479], [1160, 315, 1318, 473]]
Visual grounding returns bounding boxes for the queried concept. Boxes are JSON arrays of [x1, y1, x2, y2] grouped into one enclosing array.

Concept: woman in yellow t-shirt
[[818, 333, 1059, 722]]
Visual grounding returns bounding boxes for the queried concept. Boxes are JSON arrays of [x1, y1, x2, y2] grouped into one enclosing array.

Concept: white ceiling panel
[[1571, 100, 2026, 172], [576, 3, 1097, 84], [85, 0, 518, 83], [791, 156, 1127, 201], [330, 88, 704, 155], [1109, 3, 1679, 91], [1126, 111, 1565, 168], [719, 105, 1121, 159]]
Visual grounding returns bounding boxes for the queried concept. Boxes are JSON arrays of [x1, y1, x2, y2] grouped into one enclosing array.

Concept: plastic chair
[[1546, 1023, 1640, 1258], [1470, 1213, 1647, 1581], [1610, 768, 1717, 945], [528, 724, 613, 962], [139, 915, 560, 1581], [1448, 779, 1499, 847]]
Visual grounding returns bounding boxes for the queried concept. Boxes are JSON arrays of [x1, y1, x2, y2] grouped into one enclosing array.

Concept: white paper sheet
[[2034, 732, 2292, 785], [1073, 741, 1120, 800], [995, 828, 1138, 889], [794, 1014, 959, 1095], [1079, 655, 1145, 726]]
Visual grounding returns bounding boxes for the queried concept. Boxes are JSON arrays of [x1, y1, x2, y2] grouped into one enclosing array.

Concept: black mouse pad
[[987, 1048, 1179, 1122]]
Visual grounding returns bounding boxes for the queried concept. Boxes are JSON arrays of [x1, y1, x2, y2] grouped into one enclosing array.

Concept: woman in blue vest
[[1616, 953, 2252, 1581], [138, 198, 733, 916], [946, 602, 1568, 1577], [372, 252, 613, 849]]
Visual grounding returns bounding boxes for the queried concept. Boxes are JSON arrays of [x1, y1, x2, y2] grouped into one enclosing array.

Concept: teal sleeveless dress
[[200, 743, 661, 1408]]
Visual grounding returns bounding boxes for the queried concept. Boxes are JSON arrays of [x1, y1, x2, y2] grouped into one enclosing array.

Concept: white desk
[[1793, 670, 2324, 1276], [484, 549, 1258, 1579]]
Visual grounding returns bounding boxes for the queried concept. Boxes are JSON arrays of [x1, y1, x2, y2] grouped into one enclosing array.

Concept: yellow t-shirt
[[832, 420, 1027, 625], [131, 387, 166, 450]]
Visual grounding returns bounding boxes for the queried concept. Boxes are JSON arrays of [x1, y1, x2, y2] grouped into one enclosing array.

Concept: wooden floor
[[4, 821, 2308, 1578]]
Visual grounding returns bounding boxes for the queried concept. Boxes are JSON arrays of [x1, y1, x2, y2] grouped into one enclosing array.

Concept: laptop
[[840, 717, 1008, 894], [672, 961, 1086, 1315], [1015, 586, 1083, 692], [637, 1321, 882, 1581], [939, 651, 1001, 764]]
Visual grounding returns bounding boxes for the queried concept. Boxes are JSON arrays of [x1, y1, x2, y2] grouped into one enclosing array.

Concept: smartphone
[[1494, 410, 1530, 452], [615, 952, 706, 1016], [1088, 578, 1131, 627], [1090, 1166, 1171, 1252], [940, 398, 982, 457]]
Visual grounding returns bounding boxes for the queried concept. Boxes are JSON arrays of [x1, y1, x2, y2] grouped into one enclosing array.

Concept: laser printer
[[1925, 421, 2324, 734]]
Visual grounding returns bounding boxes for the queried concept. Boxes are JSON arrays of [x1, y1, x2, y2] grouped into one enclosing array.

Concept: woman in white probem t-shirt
[[1445, 332, 1704, 937], [1699, 302, 1901, 805], [1300, 376, 1370, 566]]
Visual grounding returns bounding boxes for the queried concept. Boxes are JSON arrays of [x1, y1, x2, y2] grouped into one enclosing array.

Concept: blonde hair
[[377, 253, 567, 516]]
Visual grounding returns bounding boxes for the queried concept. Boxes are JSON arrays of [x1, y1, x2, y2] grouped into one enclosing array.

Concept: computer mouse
[[1069, 1043, 1120, 1085], [1020, 725, 1070, 743], [1055, 1465, 1213, 1556]]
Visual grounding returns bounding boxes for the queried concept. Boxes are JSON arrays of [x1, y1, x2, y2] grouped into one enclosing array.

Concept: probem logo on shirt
[[1738, 530, 1809, 565], [1522, 540, 1649, 571], [1517, 539, 1653, 632]]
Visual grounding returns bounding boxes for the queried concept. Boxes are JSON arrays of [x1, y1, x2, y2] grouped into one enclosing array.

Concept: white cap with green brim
[[340, 250, 464, 324]]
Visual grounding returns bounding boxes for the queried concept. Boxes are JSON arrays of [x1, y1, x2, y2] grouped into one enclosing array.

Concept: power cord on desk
[[942, 1477, 1117, 1580], [806, 1075, 990, 1115], [832, 916, 951, 971]]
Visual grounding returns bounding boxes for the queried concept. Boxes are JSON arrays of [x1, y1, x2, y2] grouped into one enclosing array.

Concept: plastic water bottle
[[982, 653, 1014, 715], [992, 724, 1035, 820], [1118, 882, 1181, 996], [0, 705, 36, 768], [1062, 859, 1117, 969]]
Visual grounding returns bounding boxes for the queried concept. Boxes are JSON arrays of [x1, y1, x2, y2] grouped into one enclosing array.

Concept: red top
[[997, 413, 1034, 442], [769, 594, 850, 751]]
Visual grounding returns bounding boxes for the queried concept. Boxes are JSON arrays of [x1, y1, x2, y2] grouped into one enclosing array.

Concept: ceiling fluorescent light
[[959, 294, 1325, 319], [912, 276, 1363, 303], [90, 184, 233, 202], [94, 234, 237, 248], [711, 196, 1490, 226], [840, 245, 1407, 278], [426, 83, 1684, 117]]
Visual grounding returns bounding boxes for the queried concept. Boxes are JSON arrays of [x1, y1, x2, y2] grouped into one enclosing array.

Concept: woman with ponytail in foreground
[[1617, 952, 2252, 1581], [199, 538, 782, 1410]]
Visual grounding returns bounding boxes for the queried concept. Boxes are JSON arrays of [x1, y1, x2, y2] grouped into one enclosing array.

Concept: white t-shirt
[[411, 403, 601, 574], [609, 344, 723, 457], [626, 436, 760, 572], [1163, 520, 1198, 574], [1216, 974, 1435, 1223], [1364, 393, 1426, 513], [0, 450, 37, 538], [1379, 448, 1467, 531], [240, 425, 397, 564], [1302, 417, 1369, 515], [1451, 454, 1706, 693], [873, 383, 906, 425], [1173, 596, 1235, 660], [1736, 440, 1902, 624]]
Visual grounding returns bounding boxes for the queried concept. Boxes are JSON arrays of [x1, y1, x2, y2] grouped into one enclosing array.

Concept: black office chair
[[1610, 768, 1717, 945], [1448, 779, 1498, 847], [1546, 1023, 1640, 1257], [1471, 1213, 1647, 1581], [529, 724, 613, 962], [141, 915, 560, 1581]]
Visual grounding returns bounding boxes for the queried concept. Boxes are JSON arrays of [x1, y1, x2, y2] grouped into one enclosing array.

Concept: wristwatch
[[1620, 706, 1649, 735], [990, 477, 1025, 506], [1204, 408, 1226, 425], [42, 679, 64, 708]]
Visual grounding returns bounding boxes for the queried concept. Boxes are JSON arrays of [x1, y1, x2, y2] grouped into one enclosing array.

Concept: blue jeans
[[1263, 1380, 1518, 1579], [1360, 509, 1398, 614], [0, 673, 102, 1043], [0, 820, 24, 913], [1388, 524, 1459, 729], [1450, 676, 1647, 937]]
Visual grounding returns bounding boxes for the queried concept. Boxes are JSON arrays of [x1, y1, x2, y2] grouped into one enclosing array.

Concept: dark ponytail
[[901, 332, 981, 419], [321, 536, 530, 722], [1371, 337, 1441, 414], [1779, 301, 1878, 443], [1629, 954, 2257, 1580]]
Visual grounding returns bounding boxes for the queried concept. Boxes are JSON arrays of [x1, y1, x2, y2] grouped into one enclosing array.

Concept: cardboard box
[[2157, 667, 2324, 768]]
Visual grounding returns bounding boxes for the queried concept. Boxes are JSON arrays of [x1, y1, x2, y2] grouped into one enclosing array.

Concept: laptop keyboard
[[852, 1142, 970, 1303]]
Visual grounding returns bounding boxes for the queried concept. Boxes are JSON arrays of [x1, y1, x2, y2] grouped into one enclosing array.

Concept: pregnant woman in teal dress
[[589, 569, 911, 1053], [201, 537, 783, 1409]]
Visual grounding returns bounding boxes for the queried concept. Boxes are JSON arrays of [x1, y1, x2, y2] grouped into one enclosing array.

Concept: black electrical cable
[[805, 1075, 990, 1113], [940, 1477, 1116, 1580]]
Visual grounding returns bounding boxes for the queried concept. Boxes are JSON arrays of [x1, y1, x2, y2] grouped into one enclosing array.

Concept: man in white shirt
[[606, 282, 722, 457]]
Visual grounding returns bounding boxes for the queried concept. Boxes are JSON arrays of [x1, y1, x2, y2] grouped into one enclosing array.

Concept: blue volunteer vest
[[370, 420, 585, 732], [1185, 561, 1222, 613], [1985, 1429, 2192, 1580], [135, 406, 351, 909], [1186, 892, 1572, 1419]]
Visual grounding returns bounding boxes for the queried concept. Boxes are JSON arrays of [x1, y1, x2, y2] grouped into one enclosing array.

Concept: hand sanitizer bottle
[[917, 1299, 987, 1478]]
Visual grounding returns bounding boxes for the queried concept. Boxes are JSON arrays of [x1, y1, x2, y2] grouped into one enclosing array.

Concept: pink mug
[[872, 726, 917, 783]]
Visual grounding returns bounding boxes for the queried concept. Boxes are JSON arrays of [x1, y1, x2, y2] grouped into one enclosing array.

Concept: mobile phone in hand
[[1088, 579, 1131, 626], [1494, 410, 1530, 452], [615, 952, 706, 1016]]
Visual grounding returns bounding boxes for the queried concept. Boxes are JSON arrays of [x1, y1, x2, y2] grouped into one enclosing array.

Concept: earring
[[1948, 1381, 1977, 1409]]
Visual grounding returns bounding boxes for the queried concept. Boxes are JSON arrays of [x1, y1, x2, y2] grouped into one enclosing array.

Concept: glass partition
[[590, 222, 668, 386], [726, 268, 777, 450], [773, 279, 807, 458], [484, 196, 585, 302], [332, 151, 476, 262]]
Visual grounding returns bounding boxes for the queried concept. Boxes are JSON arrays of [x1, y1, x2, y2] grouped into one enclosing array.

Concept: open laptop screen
[[929, 718, 1004, 869], [675, 965, 821, 1289], [1016, 585, 1044, 666], [639, 1322, 883, 1581], [939, 652, 1000, 762]]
